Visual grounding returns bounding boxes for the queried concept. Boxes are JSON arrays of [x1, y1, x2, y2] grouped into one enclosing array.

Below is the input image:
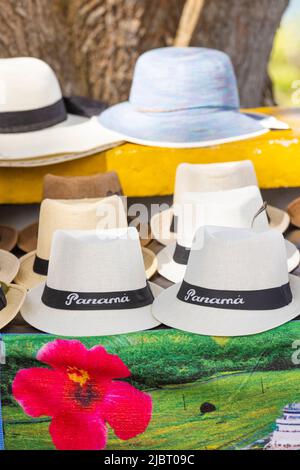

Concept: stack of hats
[[151, 160, 297, 283], [0, 46, 297, 338]]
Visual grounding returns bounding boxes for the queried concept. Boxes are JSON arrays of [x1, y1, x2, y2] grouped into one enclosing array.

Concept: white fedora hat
[[151, 160, 290, 245], [0, 57, 122, 162], [21, 228, 161, 336], [153, 226, 300, 336], [15, 196, 157, 289], [157, 186, 299, 283]]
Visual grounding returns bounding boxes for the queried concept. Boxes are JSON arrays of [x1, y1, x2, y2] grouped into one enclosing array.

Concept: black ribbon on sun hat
[[177, 280, 293, 311], [41, 282, 154, 310], [0, 96, 107, 134]]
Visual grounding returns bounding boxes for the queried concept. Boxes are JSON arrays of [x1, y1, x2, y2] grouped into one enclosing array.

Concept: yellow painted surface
[[1, 107, 300, 203]]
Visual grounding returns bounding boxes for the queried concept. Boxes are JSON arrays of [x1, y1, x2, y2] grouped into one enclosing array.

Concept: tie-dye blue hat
[[99, 47, 268, 148]]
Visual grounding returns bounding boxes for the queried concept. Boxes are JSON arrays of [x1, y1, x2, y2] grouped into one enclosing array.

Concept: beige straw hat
[[21, 228, 161, 336], [0, 250, 26, 329], [153, 226, 300, 337], [15, 196, 157, 289], [151, 161, 290, 245], [157, 187, 299, 283], [18, 172, 152, 253]]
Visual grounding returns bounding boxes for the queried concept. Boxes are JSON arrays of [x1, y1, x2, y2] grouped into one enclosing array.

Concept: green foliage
[[269, 2, 300, 105]]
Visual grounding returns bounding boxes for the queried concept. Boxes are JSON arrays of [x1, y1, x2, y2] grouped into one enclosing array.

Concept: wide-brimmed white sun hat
[[15, 195, 157, 289], [157, 186, 299, 283], [100, 47, 268, 148], [151, 160, 290, 245], [21, 228, 161, 336], [0, 57, 122, 163], [153, 226, 300, 336]]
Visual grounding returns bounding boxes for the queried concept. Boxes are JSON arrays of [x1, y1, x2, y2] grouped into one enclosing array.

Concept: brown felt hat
[[0, 225, 18, 251], [287, 197, 300, 228], [43, 172, 123, 199]]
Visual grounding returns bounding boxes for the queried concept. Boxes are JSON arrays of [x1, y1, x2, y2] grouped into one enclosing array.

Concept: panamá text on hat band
[[177, 280, 293, 311], [41, 283, 154, 310]]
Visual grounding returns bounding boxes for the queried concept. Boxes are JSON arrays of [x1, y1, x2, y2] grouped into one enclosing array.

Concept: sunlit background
[[270, 0, 300, 106]]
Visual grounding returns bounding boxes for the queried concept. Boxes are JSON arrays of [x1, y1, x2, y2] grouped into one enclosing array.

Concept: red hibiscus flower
[[12, 339, 152, 450]]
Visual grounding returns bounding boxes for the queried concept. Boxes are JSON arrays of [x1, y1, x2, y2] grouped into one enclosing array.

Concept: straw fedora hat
[[17, 172, 152, 252], [0, 57, 122, 162], [0, 225, 18, 251], [0, 249, 21, 285], [15, 196, 157, 289], [153, 226, 300, 336], [100, 47, 268, 148], [287, 197, 300, 228], [151, 160, 290, 245], [21, 227, 161, 336], [157, 187, 299, 283], [0, 283, 27, 330], [0, 250, 26, 330]]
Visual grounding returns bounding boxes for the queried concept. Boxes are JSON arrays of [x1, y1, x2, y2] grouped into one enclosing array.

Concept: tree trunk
[[190, 0, 289, 107], [67, 0, 185, 103], [0, 0, 289, 106], [0, 0, 81, 94]]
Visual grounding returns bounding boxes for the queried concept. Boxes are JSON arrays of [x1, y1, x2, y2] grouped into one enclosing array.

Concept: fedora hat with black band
[[100, 47, 270, 148], [15, 196, 157, 290], [17, 172, 152, 252], [153, 226, 300, 337], [0, 250, 26, 330], [0, 57, 122, 163], [157, 187, 299, 283], [21, 228, 161, 336], [151, 160, 290, 245]]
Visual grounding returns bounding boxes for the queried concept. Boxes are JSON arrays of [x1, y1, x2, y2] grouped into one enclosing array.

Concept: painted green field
[[3, 369, 300, 450]]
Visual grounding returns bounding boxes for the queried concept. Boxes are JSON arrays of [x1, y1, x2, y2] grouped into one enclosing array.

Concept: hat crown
[[0, 57, 62, 112], [47, 228, 147, 292], [184, 226, 288, 291], [129, 47, 240, 111], [36, 196, 127, 259], [176, 186, 268, 247], [174, 160, 258, 202]]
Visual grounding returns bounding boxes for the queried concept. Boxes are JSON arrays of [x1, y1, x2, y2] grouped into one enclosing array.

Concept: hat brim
[[287, 198, 300, 228], [152, 274, 300, 336], [14, 247, 158, 290], [21, 281, 161, 336], [17, 222, 39, 253], [157, 239, 299, 283], [151, 205, 290, 246], [0, 250, 20, 284], [100, 103, 268, 148], [18, 221, 153, 252], [0, 284, 27, 330], [0, 115, 122, 161], [0, 225, 18, 251]]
